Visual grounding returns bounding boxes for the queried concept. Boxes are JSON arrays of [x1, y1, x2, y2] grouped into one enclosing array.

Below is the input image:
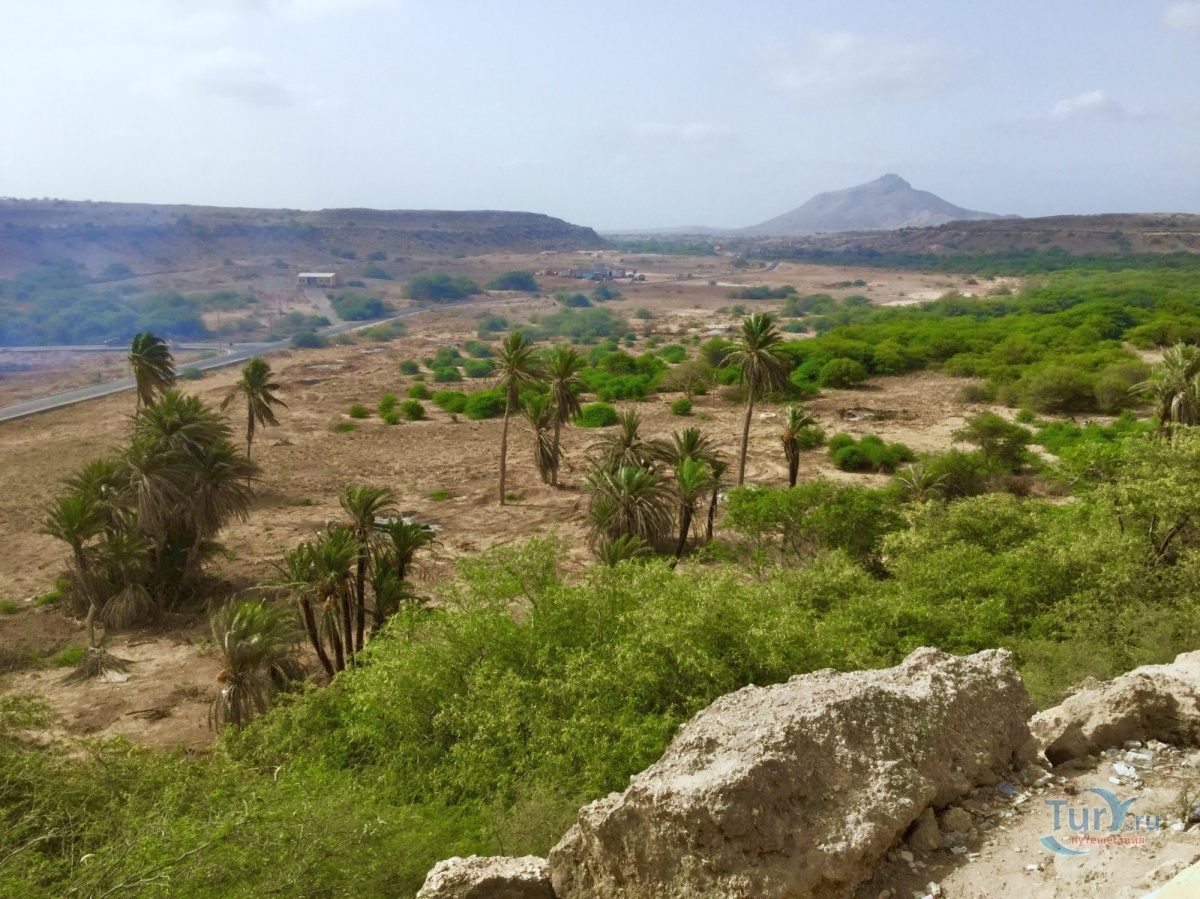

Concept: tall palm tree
[[183, 440, 257, 577], [705, 459, 729, 542], [42, 494, 104, 646], [272, 542, 335, 678], [1133, 343, 1200, 433], [209, 599, 305, 731], [723, 313, 787, 485], [128, 332, 177, 410], [340, 486, 396, 653], [589, 409, 668, 473], [385, 518, 436, 583], [543, 345, 585, 486], [222, 357, 287, 467], [494, 331, 545, 505], [672, 458, 713, 560], [584, 464, 673, 552], [780, 405, 817, 488], [309, 527, 359, 671], [522, 394, 558, 484]]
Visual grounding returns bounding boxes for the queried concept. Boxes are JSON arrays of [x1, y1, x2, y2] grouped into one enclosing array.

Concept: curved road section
[[0, 296, 537, 424]]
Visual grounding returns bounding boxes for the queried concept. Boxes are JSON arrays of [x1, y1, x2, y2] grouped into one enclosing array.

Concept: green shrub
[[348, 404, 370, 419], [829, 434, 914, 473], [0, 600, 18, 615], [432, 391, 468, 414], [462, 359, 494, 378], [427, 488, 453, 501], [476, 315, 509, 338], [487, 271, 538, 292], [363, 265, 392, 280], [332, 293, 390, 320], [378, 395, 399, 416], [401, 400, 426, 421], [658, 344, 687, 364], [408, 383, 432, 400], [381, 411, 400, 425], [432, 366, 463, 383], [1015, 408, 1037, 424], [333, 422, 357, 433], [670, 397, 692, 416], [820, 358, 869, 389], [399, 359, 421, 375], [577, 402, 619, 427], [463, 390, 505, 420], [634, 308, 653, 320], [179, 367, 203, 381], [463, 340, 494, 359], [359, 321, 406, 342], [291, 331, 327, 349], [407, 273, 482, 303]]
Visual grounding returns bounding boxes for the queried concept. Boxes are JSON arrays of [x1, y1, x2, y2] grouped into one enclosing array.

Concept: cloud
[[630, 122, 731, 143], [195, 69, 295, 107], [767, 32, 953, 100], [1042, 90, 1129, 124], [1165, 2, 1200, 33]]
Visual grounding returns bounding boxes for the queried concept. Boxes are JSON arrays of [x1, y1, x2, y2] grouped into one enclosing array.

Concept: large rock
[[1031, 650, 1200, 765], [548, 648, 1036, 899], [416, 855, 553, 899]]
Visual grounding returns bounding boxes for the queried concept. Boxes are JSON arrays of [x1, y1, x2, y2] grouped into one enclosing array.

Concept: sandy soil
[[855, 743, 1200, 899], [0, 259, 1050, 749]]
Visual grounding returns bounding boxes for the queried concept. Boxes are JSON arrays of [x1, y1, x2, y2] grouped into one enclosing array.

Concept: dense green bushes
[[487, 271, 538, 292], [577, 402, 618, 427], [331, 292, 390, 320], [827, 434, 915, 472]]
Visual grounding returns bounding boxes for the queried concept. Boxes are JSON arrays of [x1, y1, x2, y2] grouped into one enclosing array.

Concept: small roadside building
[[298, 272, 339, 288]]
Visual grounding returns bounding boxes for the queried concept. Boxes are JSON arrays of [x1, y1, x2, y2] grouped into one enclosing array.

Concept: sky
[[1, 0, 1198, 230]]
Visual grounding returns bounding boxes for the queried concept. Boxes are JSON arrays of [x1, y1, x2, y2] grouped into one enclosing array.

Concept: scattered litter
[[997, 781, 1016, 797]]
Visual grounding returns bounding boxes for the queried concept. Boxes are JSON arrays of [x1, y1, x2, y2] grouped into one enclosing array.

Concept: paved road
[[0, 296, 537, 424]]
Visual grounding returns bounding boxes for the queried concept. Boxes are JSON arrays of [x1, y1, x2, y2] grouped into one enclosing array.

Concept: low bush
[[291, 331, 327, 349], [577, 402, 619, 427], [463, 390, 505, 420], [829, 434, 915, 473], [398, 359, 421, 375], [820, 358, 869, 389], [378, 395, 398, 416], [348, 404, 370, 419], [400, 400, 426, 421], [408, 383, 432, 400], [463, 359, 494, 378], [670, 397, 692, 416], [432, 391, 468, 414]]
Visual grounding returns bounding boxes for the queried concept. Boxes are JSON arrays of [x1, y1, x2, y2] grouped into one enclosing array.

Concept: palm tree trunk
[[674, 506, 694, 559], [499, 400, 511, 505], [551, 417, 562, 487], [327, 602, 345, 672], [787, 445, 799, 488], [340, 591, 356, 668], [706, 488, 718, 541], [738, 388, 756, 486], [300, 596, 335, 677], [84, 603, 97, 650], [246, 406, 255, 488], [355, 551, 367, 652]]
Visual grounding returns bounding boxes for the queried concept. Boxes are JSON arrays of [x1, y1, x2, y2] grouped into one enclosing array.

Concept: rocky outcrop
[[547, 648, 1037, 899], [416, 855, 553, 899], [1031, 651, 1200, 765]]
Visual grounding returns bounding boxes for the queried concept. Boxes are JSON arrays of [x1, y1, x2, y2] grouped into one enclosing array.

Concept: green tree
[[544, 345, 585, 487], [340, 487, 396, 653], [221, 357, 287, 469], [494, 331, 545, 505], [780, 406, 817, 488], [1132, 343, 1200, 434], [128, 332, 177, 410], [952, 411, 1032, 473], [209, 599, 305, 731], [522, 394, 558, 484], [41, 495, 104, 652], [723, 313, 787, 485], [672, 458, 713, 560], [589, 409, 667, 473], [584, 465, 673, 553]]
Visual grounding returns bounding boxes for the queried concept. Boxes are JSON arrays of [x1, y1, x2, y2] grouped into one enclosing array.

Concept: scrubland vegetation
[[7, 261, 1200, 896]]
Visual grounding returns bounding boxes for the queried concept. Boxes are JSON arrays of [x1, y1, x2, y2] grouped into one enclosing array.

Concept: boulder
[[548, 647, 1036, 899], [1031, 650, 1200, 765], [416, 855, 554, 899]]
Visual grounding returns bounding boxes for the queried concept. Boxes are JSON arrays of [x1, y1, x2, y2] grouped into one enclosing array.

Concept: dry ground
[[0, 259, 1019, 744]]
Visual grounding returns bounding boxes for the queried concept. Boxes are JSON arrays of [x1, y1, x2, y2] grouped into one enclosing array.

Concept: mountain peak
[[744, 175, 1005, 236]]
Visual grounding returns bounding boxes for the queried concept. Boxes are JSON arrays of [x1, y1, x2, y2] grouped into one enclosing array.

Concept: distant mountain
[[743, 174, 1010, 236]]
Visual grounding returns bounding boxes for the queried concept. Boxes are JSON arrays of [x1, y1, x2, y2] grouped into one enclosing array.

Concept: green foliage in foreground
[[10, 433, 1200, 897]]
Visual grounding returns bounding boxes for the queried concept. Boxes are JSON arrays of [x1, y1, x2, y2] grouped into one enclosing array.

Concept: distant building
[[298, 272, 339, 287]]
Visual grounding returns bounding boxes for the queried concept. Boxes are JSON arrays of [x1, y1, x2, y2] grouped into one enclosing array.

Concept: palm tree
[[494, 331, 545, 505], [42, 494, 104, 646], [723, 313, 787, 485], [340, 486, 396, 653], [272, 542, 335, 678], [309, 527, 359, 672], [589, 409, 668, 473], [705, 459, 729, 542], [896, 461, 948, 503], [222, 357, 287, 468], [128, 332, 176, 410], [672, 458, 713, 560], [584, 465, 673, 553], [596, 533, 653, 567], [1133, 344, 1200, 433], [522, 394, 558, 484], [208, 599, 305, 731], [543, 345, 585, 486], [384, 518, 436, 583], [666, 426, 716, 467], [183, 440, 257, 578], [780, 406, 817, 488]]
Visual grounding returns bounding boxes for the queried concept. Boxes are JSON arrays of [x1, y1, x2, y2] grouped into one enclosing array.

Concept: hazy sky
[[2, 1, 1199, 229]]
